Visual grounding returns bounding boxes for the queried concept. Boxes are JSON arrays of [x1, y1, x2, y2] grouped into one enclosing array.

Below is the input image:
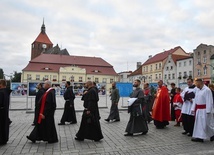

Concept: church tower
[[31, 19, 53, 60]]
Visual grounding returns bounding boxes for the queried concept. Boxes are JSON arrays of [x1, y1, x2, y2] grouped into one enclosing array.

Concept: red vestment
[[173, 93, 183, 122], [152, 86, 170, 122], [38, 88, 53, 124]]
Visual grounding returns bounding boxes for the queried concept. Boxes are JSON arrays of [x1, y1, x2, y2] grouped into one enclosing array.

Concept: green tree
[[0, 68, 4, 79], [11, 71, 21, 82]]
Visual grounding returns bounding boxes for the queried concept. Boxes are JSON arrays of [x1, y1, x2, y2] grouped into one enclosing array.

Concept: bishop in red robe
[[152, 80, 170, 129]]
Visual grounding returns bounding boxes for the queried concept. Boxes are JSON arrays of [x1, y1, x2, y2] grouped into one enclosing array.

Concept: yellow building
[[22, 21, 118, 91], [129, 46, 190, 84]]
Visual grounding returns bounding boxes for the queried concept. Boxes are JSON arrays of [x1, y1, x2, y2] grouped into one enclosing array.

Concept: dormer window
[[45, 67, 49, 70]]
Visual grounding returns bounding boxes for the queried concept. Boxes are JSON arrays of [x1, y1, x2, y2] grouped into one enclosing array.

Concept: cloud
[[1, 0, 214, 76]]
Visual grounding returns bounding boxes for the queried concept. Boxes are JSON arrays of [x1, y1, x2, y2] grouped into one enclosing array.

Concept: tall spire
[[41, 18, 46, 34]]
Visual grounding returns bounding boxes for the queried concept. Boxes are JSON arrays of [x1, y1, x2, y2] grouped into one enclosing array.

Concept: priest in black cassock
[[124, 79, 148, 136], [58, 81, 77, 125], [32, 83, 45, 126], [0, 79, 12, 145], [75, 81, 103, 141], [27, 80, 58, 143]]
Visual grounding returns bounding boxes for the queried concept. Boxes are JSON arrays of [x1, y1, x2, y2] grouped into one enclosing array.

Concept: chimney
[[149, 55, 152, 59], [137, 62, 141, 69]]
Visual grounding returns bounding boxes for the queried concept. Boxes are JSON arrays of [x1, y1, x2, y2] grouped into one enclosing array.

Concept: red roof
[[22, 54, 117, 76], [33, 32, 53, 45], [129, 66, 142, 76], [142, 46, 181, 65], [30, 54, 112, 67], [171, 54, 192, 64]]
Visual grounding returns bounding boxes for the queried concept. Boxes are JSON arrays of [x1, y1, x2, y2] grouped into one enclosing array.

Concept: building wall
[[142, 61, 163, 83], [193, 44, 214, 83], [22, 67, 118, 92], [163, 54, 177, 86], [177, 57, 193, 86]]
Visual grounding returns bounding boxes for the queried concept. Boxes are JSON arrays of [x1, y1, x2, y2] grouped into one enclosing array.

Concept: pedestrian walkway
[[1, 97, 214, 155]]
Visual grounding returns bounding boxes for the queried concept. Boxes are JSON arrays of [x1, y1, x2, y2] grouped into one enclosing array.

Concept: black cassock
[[125, 88, 148, 134], [33, 88, 45, 125], [27, 89, 58, 143], [76, 87, 103, 141], [60, 86, 77, 123], [0, 88, 11, 145]]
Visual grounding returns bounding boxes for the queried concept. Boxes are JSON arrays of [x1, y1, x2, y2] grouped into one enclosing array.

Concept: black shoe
[[191, 138, 204, 142], [104, 119, 110, 122], [26, 136, 35, 143], [75, 137, 84, 141], [182, 131, 188, 135], [142, 131, 148, 135], [94, 139, 101, 142], [114, 119, 120, 122], [187, 133, 192, 137], [124, 133, 133, 136], [156, 126, 164, 129], [210, 136, 214, 141], [58, 123, 65, 125]]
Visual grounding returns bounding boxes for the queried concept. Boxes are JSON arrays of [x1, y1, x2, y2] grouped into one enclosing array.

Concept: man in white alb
[[191, 78, 214, 142]]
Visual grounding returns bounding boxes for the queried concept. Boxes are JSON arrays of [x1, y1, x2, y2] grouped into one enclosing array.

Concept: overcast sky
[[1, 0, 214, 77]]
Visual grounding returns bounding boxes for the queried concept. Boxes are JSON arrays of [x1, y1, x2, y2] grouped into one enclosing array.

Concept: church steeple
[[41, 18, 46, 34]]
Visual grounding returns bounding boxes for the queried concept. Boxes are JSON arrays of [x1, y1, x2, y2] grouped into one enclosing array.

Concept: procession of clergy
[[1, 77, 214, 145]]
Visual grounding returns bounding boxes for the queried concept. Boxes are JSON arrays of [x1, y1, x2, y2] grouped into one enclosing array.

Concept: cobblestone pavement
[[1, 97, 214, 155]]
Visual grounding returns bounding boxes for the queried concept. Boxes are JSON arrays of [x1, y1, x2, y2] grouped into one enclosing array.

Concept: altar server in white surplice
[[191, 78, 214, 142]]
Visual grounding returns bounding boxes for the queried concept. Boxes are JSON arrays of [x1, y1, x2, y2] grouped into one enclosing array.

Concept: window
[[44, 75, 48, 80], [168, 74, 171, 80], [189, 71, 192, 76], [62, 76, 66, 81], [184, 71, 187, 76], [146, 66, 148, 72], [189, 60, 191, 65], [150, 65, 152, 71], [179, 62, 181, 67], [204, 50, 206, 54], [168, 60, 171, 63], [170, 66, 173, 70], [197, 69, 201, 76], [36, 75, 40, 80], [143, 67, 145, 72], [172, 73, 175, 79], [87, 77, 91, 80], [110, 79, 114, 83], [53, 75, 57, 81], [156, 64, 158, 70], [198, 52, 200, 56], [203, 56, 207, 63], [197, 58, 201, 64], [102, 78, 107, 83], [79, 77, 83, 82], [27, 74, 32, 80], [159, 74, 161, 79], [166, 67, 169, 71], [204, 67, 207, 75], [164, 74, 167, 79], [95, 78, 99, 83], [155, 74, 158, 79], [159, 63, 161, 69], [184, 61, 186, 66], [70, 76, 74, 82]]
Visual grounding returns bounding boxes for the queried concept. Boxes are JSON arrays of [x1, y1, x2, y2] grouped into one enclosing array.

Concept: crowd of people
[[1, 78, 214, 145]]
